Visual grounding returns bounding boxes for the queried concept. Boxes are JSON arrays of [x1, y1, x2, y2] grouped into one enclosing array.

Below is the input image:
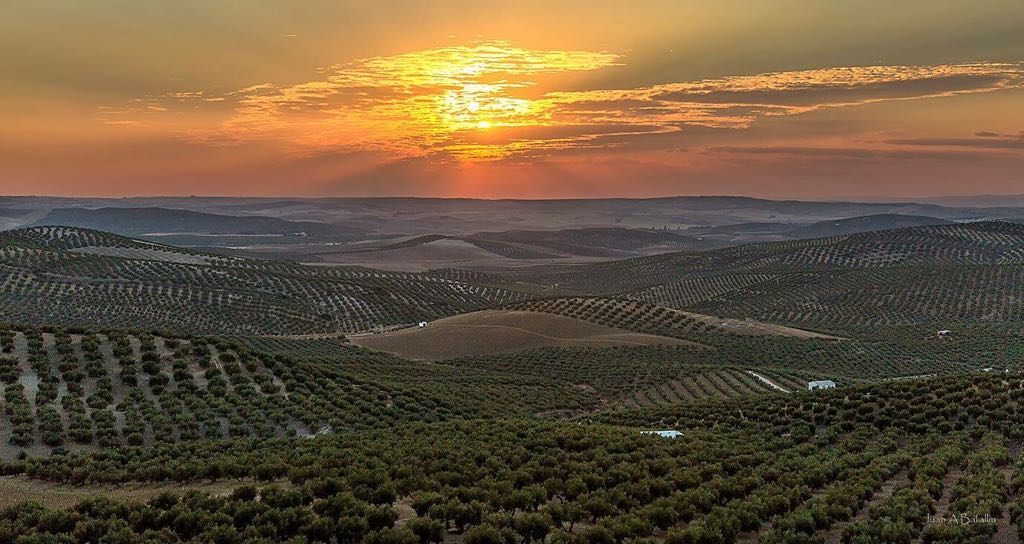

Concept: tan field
[[675, 310, 841, 339], [310, 238, 612, 272], [316, 238, 506, 271], [350, 309, 697, 360]]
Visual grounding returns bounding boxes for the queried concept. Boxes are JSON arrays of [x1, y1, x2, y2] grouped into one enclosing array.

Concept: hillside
[[0, 325, 597, 459], [0, 227, 530, 335], [503, 221, 1024, 334], [685, 213, 953, 243], [5, 370, 1024, 543], [505, 296, 837, 342]]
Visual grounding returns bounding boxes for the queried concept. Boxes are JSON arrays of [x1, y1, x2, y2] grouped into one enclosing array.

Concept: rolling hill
[[310, 227, 722, 271], [0, 325, 597, 460], [4, 194, 1010, 238], [0, 226, 529, 335], [786, 213, 952, 238], [685, 213, 954, 243], [503, 221, 1024, 334]]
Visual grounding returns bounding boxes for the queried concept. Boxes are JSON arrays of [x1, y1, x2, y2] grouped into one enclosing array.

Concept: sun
[[476, 120, 492, 129]]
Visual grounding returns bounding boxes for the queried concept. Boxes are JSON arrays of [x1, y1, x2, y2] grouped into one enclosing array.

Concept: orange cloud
[[112, 44, 1024, 162]]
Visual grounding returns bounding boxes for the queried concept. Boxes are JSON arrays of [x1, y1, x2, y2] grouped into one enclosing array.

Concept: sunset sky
[[2, 0, 1023, 199]]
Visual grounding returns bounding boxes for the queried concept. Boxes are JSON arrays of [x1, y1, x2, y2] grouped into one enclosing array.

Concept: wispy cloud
[[544, 63, 1024, 131], [885, 132, 1024, 149], [708, 145, 997, 161], [111, 42, 1024, 160]]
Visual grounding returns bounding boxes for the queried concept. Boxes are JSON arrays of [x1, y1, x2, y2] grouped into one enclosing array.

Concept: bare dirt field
[[309, 238, 613, 272], [312, 238, 517, 272], [676, 310, 841, 339], [350, 310, 696, 360]]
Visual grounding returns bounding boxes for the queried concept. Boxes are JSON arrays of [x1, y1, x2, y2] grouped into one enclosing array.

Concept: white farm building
[[641, 430, 682, 439], [807, 380, 836, 391]]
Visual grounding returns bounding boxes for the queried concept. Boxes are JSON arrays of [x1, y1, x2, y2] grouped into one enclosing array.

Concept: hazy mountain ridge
[[3, 194, 1016, 234], [6, 195, 1021, 265], [33, 206, 354, 237]]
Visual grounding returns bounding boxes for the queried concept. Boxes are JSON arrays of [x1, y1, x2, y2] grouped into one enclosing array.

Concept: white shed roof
[[641, 430, 682, 438]]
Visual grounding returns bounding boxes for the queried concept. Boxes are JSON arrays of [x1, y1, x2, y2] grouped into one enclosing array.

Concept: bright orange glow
[[3, 1, 1024, 199], [178, 41, 621, 160], [108, 45, 1024, 164]]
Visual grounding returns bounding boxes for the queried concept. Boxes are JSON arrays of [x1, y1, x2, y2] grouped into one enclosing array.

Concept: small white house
[[807, 380, 836, 391], [641, 430, 682, 439], [937, 330, 952, 337]]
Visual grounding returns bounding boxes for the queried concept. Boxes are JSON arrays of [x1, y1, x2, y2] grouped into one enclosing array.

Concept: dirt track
[[745, 370, 790, 392]]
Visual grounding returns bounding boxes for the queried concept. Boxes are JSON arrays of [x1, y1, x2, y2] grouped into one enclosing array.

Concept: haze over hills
[[313, 228, 724, 271], [33, 206, 356, 237], [687, 213, 954, 242], [916, 194, 1024, 207], [3, 195, 1022, 266], [1, 194, 1013, 234]]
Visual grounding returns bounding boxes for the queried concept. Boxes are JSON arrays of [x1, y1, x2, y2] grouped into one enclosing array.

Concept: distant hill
[[0, 208, 33, 218], [919, 194, 1024, 208], [787, 213, 951, 238], [686, 214, 952, 242], [32, 207, 352, 237], [4, 195, 1007, 239], [310, 227, 724, 271]]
